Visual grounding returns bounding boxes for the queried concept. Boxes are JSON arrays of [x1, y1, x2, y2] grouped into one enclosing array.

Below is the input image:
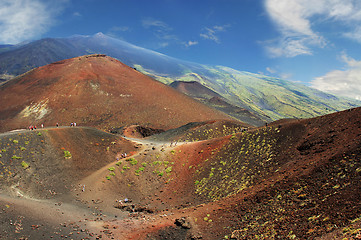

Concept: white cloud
[[0, 0, 66, 44], [142, 18, 172, 31], [311, 53, 361, 100], [264, 0, 361, 57], [200, 24, 230, 44], [265, 66, 293, 80], [141, 17, 178, 48], [266, 67, 276, 74], [73, 12, 82, 17], [184, 40, 198, 47], [280, 72, 293, 80]]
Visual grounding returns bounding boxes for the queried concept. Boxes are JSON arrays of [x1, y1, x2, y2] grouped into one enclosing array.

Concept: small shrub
[[19, 146, 26, 151], [12, 140, 18, 144], [106, 176, 111, 180], [109, 172, 115, 176], [37, 132, 42, 136], [165, 167, 172, 173], [141, 162, 147, 167], [64, 150, 72, 159], [123, 165, 130, 170], [21, 161, 29, 169], [158, 172, 164, 176], [130, 158, 138, 165], [11, 155, 21, 159], [25, 141, 29, 145], [116, 161, 122, 166], [108, 167, 115, 171], [135, 167, 145, 173]]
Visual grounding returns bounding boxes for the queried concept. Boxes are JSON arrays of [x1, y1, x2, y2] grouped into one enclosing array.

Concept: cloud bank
[[312, 53, 361, 100], [264, 0, 361, 57], [0, 0, 66, 44]]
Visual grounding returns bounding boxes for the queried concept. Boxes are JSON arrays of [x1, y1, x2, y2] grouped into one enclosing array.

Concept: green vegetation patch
[[64, 150, 72, 159], [126, 158, 138, 165], [21, 161, 29, 169], [194, 127, 280, 201], [135, 167, 145, 174], [165, 166, 173, 173]]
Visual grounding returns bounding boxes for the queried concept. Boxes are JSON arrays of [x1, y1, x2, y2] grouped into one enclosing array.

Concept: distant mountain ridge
[[170, 81, 266, 126], [0, 33, 360, 123]]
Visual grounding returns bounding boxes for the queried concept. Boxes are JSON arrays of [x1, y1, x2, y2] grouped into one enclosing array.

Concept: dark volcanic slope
[[0, 127, 137, 240], [120, 107, 361, 239], [0, 106, 361, 239], [78, 106, 361, 239], [0, 54, 232, 133]]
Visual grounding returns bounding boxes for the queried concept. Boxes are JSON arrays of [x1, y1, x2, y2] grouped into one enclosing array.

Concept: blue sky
[[1, 0, 361, 100]]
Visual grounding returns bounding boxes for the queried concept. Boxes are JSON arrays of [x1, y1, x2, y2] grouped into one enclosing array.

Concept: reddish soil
[[0, 106, 361, 239], [0, 54, 232, 133]]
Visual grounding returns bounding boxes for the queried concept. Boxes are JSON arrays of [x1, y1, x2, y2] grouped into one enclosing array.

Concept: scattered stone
[[174, 217, 191, 229]]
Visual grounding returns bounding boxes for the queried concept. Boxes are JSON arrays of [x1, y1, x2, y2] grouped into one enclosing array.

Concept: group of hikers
[[116, 152, 128, 161], [28, 122, 78, 130], [28, 123, 44, 130]]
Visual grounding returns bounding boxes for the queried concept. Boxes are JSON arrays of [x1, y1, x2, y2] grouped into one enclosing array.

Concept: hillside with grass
[[0, 107, 360, 239], [151, 65, 360, 122]]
